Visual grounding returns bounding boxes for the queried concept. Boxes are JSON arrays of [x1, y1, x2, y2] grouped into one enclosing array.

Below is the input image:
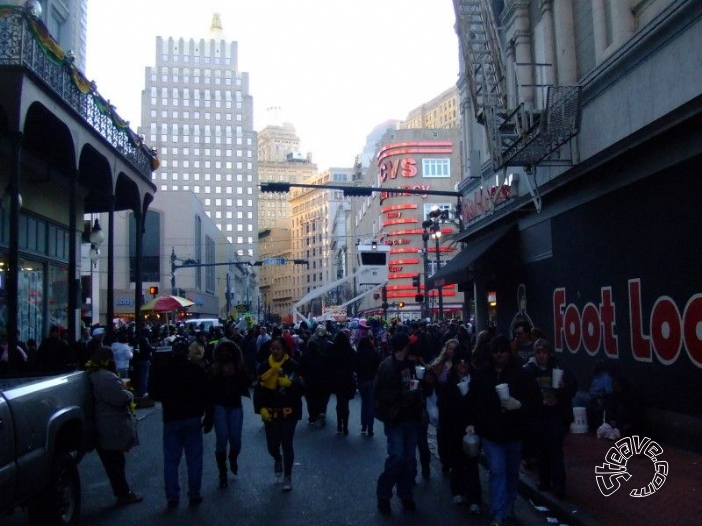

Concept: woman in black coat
[[327, 330, 357, 435], [298, 339, 331, 427], [355, 334, 382, 436]]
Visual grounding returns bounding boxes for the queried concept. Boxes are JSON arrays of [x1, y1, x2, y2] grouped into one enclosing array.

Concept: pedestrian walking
[[355, 334, 381, 436], [149, 336, 214, 509], [328, 330, 357, 436], [443, 353, 482, 514], [298, 339, 330, 427], [374, 332, 424, 515], [254, 335, 304, 492], [209, 340, 251, 489], [86, 346, 142, 506], [472, 334, 540, 526]]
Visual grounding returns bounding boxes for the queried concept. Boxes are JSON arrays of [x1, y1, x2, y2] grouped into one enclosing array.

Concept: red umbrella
[[142, 295, 195, 312]]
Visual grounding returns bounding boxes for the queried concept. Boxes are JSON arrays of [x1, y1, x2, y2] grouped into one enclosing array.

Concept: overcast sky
[[86, 0, 459, 171]]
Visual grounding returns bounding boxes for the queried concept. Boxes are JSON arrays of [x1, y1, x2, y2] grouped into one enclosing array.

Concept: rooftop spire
[[209, 13, 223, 39]]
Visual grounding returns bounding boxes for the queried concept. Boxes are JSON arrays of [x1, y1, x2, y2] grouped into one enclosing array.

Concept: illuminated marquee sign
[[462, 182, 514, 223]]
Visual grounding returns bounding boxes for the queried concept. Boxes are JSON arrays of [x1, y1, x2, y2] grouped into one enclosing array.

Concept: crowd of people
[[0, 315, 641, 525]]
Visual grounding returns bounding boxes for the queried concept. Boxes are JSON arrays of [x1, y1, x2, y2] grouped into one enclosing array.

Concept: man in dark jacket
[[374, 332, 424, 515], [472, 334, 540, 525], [149, 337, 214, 508]]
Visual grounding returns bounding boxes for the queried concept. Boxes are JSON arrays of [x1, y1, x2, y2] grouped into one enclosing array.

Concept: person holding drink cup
[[472, 335, 540, 526], [523, 338, 577, 499]]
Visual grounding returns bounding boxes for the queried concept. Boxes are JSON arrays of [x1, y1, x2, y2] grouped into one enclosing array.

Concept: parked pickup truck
[[0, 371, 94, 526]]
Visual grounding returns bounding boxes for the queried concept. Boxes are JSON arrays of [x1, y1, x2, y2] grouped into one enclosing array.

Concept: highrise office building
[[139, 14, 258, 259], [257, 121, 317, 230]]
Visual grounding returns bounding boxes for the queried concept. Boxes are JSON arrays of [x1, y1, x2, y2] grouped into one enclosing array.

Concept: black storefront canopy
[[428, 224, 515, 288]]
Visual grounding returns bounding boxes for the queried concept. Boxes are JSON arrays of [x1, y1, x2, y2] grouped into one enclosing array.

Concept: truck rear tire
[[27, 453, 81, 526]]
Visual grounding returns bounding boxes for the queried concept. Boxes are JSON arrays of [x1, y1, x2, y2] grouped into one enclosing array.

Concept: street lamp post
[[423, 208, 447, 321], [421, 229, 431, 320], [433, 229, 444, 319]]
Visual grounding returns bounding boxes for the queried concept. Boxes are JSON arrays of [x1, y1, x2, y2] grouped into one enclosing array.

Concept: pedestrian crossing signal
[[149, 286, 158, 295], [398, 301, 405, 308]]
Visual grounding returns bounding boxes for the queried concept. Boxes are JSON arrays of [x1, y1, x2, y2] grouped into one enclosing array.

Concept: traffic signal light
[[398, 301, 405, 308], [260, 182, 291, 193], [381, 286, 388, 303], [411, 273, 421, 291], [342, 186, 373, 197], [148, 286, 158, 295], [415, 294, 424, 303]]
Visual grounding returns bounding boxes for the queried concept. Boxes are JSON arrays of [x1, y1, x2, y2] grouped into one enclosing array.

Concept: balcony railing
[[0, 5, 158, 178]]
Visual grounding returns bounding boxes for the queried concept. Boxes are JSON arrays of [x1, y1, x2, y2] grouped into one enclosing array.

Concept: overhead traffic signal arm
[[259, 182, 459, 198]]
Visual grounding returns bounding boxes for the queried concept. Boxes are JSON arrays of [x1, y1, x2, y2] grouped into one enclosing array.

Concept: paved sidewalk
[[517, 430, 702, 526]]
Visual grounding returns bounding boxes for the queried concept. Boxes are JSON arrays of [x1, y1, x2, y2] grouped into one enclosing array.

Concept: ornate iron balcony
[[0, 5, 158, 178]]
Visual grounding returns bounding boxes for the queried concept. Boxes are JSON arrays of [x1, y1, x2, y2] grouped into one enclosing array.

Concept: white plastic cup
[[552, 368, 564, 388], [457, 380, 469, 396], [409, 379, 420, 391], [415, 365, 426, 379], [462, 433, 481, 457], [495, 383, 510, 400]]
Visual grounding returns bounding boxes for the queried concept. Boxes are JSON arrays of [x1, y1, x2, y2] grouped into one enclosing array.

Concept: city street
[[5, 395, 558, 526]]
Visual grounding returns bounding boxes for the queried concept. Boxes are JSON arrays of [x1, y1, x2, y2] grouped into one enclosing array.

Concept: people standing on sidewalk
[[511, 321, 534, 366], [254, 335, 304, 492], [328, 330, 357, 436], [188, 330, 208, 369], [134, 328, 153, 397], [110, 331, 133, 380], [149, 337, 214, 509], [209, 340, 251, 489], [86, 346, 142, 506], [523, 338, 577, 499], [374, 332, 424, 515], [35, 324, 73, 373], [472, 334, 540, 526], [355, 334, 381, 436]]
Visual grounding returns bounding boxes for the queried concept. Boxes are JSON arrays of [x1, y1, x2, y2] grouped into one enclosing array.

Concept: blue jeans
[[163, 417, 204, 501], [482, 438, 522, 520], [264, 419, 297, 477], [214, 405, 243, 455], [134, 360, 150, 397], [358, 379, 375, 431], [376, 419, 419, 501]]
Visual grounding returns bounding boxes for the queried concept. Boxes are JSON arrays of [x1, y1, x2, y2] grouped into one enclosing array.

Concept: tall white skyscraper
[[139, 13, 258, 259]]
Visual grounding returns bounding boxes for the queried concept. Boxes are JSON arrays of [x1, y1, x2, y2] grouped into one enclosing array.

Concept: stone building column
[[504, 1, 535, 110], [553, 0, 578, 84], [592, 0, 608, 64], [539, 0, 557, 98]]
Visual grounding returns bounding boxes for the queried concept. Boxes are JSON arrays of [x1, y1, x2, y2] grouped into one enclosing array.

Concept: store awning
[[427, 225, 514, 288]]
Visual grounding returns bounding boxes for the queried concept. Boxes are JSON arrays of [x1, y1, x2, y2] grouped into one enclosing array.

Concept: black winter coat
[[472, 362, 540, 443], [149, 354, 214, 423], [254, 357, 304, 421], [374, 355, 423, 425]]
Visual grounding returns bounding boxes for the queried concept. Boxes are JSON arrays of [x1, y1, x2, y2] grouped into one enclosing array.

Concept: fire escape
[[454, 0, 582, 210]]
